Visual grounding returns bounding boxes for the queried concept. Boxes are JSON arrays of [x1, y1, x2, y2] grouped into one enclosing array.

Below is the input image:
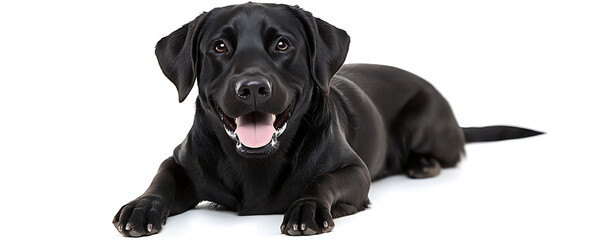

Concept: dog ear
[[290, 7, 350, 95], [155, 13, 207, 102]]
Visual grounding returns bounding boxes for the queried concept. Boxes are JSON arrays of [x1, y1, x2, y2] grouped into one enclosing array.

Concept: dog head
[[154, 3, 349, 157]]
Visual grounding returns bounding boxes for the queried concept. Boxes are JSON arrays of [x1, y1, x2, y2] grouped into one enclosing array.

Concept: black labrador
[[113, 3, 542, 237]]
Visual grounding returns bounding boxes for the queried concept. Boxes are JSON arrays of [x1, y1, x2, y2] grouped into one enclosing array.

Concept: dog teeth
[[224, 126, 238, 140], [271, 114, 276, 123], [275, 122, 287, 137], [235, 117, 240, 126]]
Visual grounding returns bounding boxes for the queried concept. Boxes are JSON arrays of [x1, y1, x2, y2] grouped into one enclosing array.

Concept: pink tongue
[[235, 112, 275, 148]]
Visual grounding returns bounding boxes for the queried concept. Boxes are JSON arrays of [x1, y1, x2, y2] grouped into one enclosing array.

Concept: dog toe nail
[[301, 223, 306, 230], [147, 224, 153, 232], [293, 224, 298, 231], [323, 221, 328, 228], [118, 225, 123, 232], [125, 223, 131, 231]]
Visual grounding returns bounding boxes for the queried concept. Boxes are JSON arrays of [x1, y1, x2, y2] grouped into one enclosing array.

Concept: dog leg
[[113, 158, 199, 237], [405, 155, 442, 179], [280, 164, 371, 236]]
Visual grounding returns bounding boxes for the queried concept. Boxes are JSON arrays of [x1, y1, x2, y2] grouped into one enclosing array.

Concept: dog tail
[[462, 126, 544, 143]]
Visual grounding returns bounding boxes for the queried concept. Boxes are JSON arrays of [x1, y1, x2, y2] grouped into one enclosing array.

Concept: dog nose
[[235, 76, 272, 102]]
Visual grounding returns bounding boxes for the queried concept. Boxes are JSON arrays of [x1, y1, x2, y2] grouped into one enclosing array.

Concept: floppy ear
[[155, 13, 206, 102], [290, 7, 350, 95]]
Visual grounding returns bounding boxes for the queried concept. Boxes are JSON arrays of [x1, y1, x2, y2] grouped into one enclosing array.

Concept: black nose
[[235, 76, 272, 102]]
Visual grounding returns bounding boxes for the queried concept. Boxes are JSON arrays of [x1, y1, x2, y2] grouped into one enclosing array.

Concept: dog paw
[[113, 195, 168, 237], [406, 157, 441, 179], [281, 198, 335, 236]]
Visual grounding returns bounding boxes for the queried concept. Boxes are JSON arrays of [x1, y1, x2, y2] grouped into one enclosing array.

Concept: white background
[[1, 0, 601, 239]]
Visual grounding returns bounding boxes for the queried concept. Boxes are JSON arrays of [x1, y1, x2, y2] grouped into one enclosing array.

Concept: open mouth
[[216, 102, 293, 154]]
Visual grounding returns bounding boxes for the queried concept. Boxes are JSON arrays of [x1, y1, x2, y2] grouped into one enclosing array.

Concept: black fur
[[463, 126, 544, 143], [113, 3, 542, 237]]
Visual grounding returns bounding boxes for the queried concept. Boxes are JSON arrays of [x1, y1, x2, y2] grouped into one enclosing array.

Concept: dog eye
[[276, 38, 290, 51], [214, 41, 227, 53]]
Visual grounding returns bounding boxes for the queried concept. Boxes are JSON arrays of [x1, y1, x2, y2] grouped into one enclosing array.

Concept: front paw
[[113, 195, 168, 237], [281, 198, 335, 236]]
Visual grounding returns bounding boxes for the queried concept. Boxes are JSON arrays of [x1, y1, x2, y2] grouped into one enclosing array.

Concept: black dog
[[113, 3, 541, 237]]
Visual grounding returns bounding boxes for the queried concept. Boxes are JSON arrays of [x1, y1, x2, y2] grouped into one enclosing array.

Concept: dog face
[[155, 3, 350, 157]]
